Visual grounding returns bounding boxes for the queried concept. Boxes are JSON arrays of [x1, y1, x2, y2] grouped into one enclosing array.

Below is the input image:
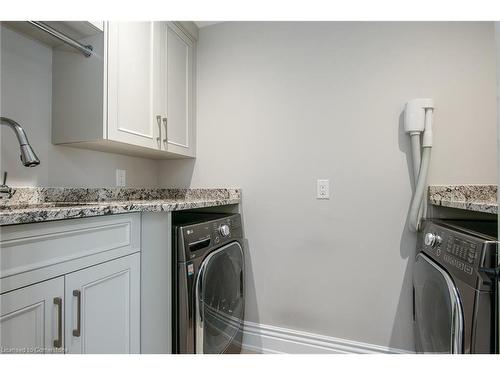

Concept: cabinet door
[[165, 22, 195, 156], [64, 253, 140, 354], [0, 277, 64, 354], [107, 22, 162, 150]]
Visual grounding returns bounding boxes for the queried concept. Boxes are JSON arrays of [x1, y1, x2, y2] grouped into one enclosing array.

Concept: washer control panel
[[422, 229, 478, 277], [210, 216, 241, 245], [177, 213, 243, 261], [442, 235, 477, 275], [420, 220, 497, 290]]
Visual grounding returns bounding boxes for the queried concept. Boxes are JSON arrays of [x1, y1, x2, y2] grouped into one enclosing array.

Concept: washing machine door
[[413, 253, 464, 353], [195, 241, 244, 354]]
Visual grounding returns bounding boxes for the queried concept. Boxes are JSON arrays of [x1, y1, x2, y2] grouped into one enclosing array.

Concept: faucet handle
[[0, 171, 12, 199]]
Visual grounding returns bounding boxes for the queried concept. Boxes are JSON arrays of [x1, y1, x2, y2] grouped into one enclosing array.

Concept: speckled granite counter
[[0, 188, 241, 226], [428, 185, 497, 214]]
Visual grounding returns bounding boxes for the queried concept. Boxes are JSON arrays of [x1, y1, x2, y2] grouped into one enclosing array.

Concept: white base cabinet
[[0, 214, 142, 354], [65, 254, 140, 354], [0, 254, 140, 354], [0, 277, 64, 354]]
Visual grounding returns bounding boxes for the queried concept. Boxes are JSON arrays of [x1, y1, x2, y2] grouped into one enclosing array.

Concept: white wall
[[0, 25, 159, 188], [158, 22, 497, 350]]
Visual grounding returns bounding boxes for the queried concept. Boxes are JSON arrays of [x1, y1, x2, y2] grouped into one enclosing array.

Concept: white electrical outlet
[[116, 169, 126, 187], [317, 179, 330, 199]]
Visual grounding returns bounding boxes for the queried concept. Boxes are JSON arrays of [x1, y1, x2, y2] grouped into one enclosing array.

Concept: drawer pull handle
[[53, 297, 63, 348], [73, 290, 81, 337]]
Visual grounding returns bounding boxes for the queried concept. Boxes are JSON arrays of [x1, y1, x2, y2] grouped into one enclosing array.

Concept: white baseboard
[[241, 321, 414, 354]]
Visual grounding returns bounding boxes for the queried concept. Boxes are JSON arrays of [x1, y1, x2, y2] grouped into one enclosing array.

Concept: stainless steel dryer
[[413, 219, 497, 353], [172, 212, 245, 354]]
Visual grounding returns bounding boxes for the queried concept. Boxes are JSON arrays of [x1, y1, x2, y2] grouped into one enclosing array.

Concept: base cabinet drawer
[[0, 213, 140, 294], [0, 253, 140, 354]]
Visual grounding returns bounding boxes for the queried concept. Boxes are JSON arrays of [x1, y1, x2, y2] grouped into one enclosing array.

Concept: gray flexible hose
[[408, 147, 431, 232], [410, 133, 424, 228], [410, 134, 421, 180]]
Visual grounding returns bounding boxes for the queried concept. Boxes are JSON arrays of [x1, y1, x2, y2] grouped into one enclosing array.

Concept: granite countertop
[[0, 187, 241, 226], [428, 185, 497, 214]]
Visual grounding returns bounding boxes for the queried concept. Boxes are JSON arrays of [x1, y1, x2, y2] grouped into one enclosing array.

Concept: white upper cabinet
[[165, 22, 195, 157], [107, 22, 161, 150], [51, 21, 197, 159]]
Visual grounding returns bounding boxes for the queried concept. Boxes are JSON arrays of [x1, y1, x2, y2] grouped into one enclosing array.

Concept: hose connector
[[422, 107, 434, 148], [404, 98, 434, 134]]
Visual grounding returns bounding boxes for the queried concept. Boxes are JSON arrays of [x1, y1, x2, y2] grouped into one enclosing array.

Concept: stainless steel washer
[[413, 220, 497, 353], [172, 212, 245, 354]]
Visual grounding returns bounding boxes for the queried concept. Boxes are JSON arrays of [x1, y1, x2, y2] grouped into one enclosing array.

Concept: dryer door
[[413, 253, 464, 353], [195, 242, 244, 354]]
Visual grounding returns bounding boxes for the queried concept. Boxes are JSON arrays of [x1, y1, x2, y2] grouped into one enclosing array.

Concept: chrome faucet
[[0, 117, 40, 167], [0, 172, 12, 199]]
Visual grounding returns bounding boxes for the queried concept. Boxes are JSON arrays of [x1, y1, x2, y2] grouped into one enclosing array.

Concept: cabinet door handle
[[156, 115, 162, 145], [162, 117, 167, 144], [72, 290, 81, 337], [53, 297, 63, 348]]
